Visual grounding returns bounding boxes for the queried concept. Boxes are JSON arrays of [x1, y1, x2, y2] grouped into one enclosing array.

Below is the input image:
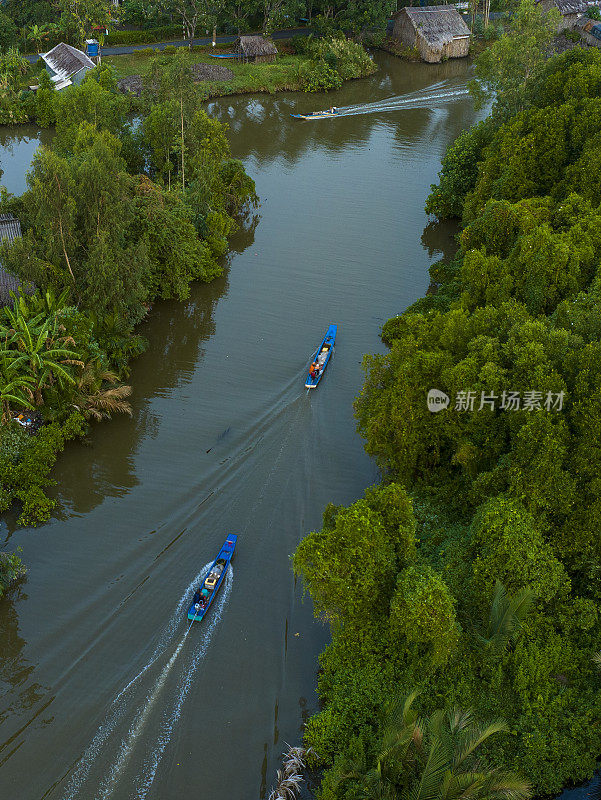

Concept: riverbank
[[106, 39, 377, 98], [0, 53, 479, 799], [293, 43, 601, 800]]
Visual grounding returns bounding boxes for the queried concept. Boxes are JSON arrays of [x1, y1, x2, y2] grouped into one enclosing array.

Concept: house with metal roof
[[40, 42, 95, 91], [0, 214, 28, 307]]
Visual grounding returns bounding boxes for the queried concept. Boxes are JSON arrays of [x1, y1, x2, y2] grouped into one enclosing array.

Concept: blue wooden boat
[[305, 324, 337, 389], [187, 534, 237, 622], [291, 109, 339, 120]]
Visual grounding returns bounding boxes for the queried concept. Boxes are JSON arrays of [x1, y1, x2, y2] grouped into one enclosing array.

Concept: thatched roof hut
[[392, 6, 471, 63], [0, 214, 27, 307], [235, 35, 278, 63], [536, 0, 588, 31], [40, 42, 95, 90]]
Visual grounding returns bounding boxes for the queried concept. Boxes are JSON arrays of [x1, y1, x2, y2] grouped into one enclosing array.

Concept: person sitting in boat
[[328, 107, 337, 114], [309, 361, 319, 379], [193, 586, 210, 606]]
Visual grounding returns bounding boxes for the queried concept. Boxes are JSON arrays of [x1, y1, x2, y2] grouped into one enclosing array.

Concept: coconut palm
[[477, 581, 535, 655], [71, 363, 132, 421]]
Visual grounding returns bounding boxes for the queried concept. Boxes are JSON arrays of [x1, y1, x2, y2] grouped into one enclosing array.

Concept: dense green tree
[[0, 12, 18, 50], [57, 0, 114, 42], [470, 499, 569, 605], [294, 497, 401, 625], [389, 564, 460, 666], [477, 580, 535, 655], [469, 0, 560, 113], [297, 46, 601, 800]]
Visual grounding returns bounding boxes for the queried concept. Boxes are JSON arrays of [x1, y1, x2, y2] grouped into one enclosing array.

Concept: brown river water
[[0, 53, 481, 800]]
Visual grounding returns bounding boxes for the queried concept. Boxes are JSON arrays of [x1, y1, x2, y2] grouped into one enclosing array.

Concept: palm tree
[[335, 693, 531, 800], [477, 581, 535, 656], [71, 363, 132, 421], [409, 707, 531, 800]]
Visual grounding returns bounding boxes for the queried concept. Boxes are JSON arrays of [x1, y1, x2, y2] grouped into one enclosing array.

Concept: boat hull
[[305, 324, 337, 388], [187, 534, 237, 622], [290, 112, 338, 120]]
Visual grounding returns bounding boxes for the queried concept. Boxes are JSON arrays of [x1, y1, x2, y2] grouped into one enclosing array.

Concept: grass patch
[[104, 50, 311, 93]]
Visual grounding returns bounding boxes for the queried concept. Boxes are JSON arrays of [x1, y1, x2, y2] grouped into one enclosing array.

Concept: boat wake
[[61, 565, 232, 800], [309, 83, 471, 119]]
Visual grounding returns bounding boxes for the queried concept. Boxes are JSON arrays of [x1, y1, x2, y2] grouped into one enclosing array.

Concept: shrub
[[0, 549, 26, 598], [310, 37, 375, 81], [290, 33, 314, 55], [162, 45, 178, 55], [587, 6, 601, 19], [302, 60, 343, 92], [0, 413, 87, 526]]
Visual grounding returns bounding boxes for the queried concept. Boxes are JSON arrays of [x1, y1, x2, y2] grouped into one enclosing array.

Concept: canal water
[[1, 53, 480, 800]]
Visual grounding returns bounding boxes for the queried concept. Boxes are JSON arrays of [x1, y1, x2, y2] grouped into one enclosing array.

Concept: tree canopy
[[295, 44, 601, 800]]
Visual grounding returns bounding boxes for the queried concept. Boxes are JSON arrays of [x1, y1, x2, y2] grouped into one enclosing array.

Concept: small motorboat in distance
[[187, 534, 237, 622], [291, 107, 340, 120], [305, 324, 337, 389]]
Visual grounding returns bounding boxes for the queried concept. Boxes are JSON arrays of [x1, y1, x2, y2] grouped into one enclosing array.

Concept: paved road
[[26, 27, 311, 62]]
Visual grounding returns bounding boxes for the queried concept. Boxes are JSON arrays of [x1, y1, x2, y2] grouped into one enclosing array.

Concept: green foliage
[[0, 412, 86, 525], [469, 0, 561, 113], [298, 46, 601, 800], [301, 36, 375, 92], [470, 499, 569, 605], [478, 580, 535, 655], [0, 54, 257, 526], [309, 37, 376, 81], [294, 498, 398, 624], [0, 548, 26, 598], [587, 5, 601, 19], [425, 118, 496, 219], [389, 563, 460, 665], [0, 11, 18, 50], [34, 68, 57, 126], [301, 59, 343, 92]]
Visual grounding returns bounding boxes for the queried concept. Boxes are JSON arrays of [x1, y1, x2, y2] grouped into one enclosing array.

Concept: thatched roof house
[[392, 6, 471, 63], [40, 42, 95, 90], [235, 35, 278, 63], [0, 214, 26, 307], [536, 0, 588, 30]]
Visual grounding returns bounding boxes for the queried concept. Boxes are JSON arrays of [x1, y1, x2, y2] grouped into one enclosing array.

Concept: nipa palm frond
[[405, 738, 450, 800], [482, 770, 532, 800]]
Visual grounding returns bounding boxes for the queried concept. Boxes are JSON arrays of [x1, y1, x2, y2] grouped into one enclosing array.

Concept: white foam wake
[[317, 87, 471, 119], [134, 567, 234, 799], [61, 565, 212, 800]]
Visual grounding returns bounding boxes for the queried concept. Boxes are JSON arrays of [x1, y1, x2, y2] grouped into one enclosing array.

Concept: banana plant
[[0, 309, 82, 406]]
